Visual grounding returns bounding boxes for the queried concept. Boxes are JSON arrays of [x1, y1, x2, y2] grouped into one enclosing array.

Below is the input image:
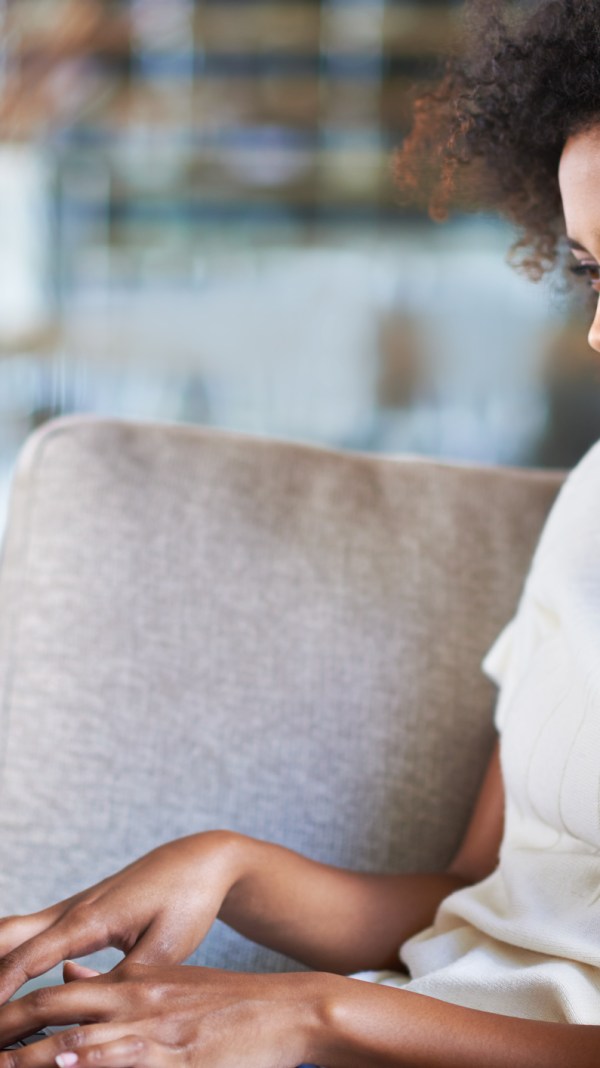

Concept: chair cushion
[[0, 416, 564, 973]]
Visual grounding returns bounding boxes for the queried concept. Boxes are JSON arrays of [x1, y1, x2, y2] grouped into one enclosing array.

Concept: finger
[[0, 891, 90, 960], [0, 911, 61, 959], [0, 981, 113, 1046], [56, 1035, 172, 1068], [0, 913, 112, 1005], [63, 964, 101, 984], [0, 1026, 125, 1068]]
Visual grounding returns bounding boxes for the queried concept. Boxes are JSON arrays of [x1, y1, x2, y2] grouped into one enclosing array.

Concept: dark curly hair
[[394, 0, 600, 280]]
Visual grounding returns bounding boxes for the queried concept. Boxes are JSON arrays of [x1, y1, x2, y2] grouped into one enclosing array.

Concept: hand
[[0, 832, 242, 1005], [0, 962, 327, 1068]]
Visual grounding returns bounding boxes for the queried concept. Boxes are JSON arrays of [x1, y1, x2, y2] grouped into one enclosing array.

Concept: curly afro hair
[[394, 0, 600, 280]]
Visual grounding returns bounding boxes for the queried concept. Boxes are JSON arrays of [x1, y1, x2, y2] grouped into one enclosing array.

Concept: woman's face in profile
[[559, 125, 600, 353]]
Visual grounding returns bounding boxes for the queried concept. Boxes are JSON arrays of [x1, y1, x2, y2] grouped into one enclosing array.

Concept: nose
[[588, 295, 600, 353]]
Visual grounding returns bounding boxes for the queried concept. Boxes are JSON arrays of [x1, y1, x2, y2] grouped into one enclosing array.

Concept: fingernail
[[56, 1054, 79, 1067]]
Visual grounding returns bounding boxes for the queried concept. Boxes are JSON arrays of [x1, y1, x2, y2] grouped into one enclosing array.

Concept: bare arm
[[3, 960, 599, 1068], [311, 972, 600, 1067], [218, 740, 505, 974], [12, 740, 582, 1068], [0, 743, 503, 1000], [220, 841, 468, 974]]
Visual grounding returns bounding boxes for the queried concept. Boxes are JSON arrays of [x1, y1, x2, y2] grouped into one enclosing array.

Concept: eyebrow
[[566, 235, 600, 254]]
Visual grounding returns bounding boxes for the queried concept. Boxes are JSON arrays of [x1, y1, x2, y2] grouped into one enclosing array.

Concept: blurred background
[[1, 0, 600, 534]]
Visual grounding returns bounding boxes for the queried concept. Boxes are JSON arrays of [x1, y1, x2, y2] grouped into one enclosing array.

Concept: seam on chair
[[14, 411, 569, 484]]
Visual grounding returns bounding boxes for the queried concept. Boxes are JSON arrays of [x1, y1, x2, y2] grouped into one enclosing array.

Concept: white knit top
[[353, 439, 600, 1023]]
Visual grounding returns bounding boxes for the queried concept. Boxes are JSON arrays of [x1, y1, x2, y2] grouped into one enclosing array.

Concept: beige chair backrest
[[0, 416, 564, 973]]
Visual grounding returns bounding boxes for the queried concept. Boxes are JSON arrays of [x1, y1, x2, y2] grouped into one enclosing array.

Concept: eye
[[570, 263, 600, 284]]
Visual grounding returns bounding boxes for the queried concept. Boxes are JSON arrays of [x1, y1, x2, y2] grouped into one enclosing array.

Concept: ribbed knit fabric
[[352, 439, 600, 1023]]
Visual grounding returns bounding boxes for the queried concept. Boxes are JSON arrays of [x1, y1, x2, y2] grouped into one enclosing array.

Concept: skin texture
[[558, 128, 600, 353], [2, 127, 600, 1068]]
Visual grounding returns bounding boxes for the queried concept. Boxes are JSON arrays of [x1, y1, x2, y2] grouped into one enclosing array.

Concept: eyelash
[[570, 263, 600, 284]]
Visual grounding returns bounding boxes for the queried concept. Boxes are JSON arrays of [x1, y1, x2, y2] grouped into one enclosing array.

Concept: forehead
[[559, 126, 600, 243]]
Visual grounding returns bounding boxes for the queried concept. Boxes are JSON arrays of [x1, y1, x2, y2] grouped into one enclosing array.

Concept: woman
[[2, 0, 600, 1064]]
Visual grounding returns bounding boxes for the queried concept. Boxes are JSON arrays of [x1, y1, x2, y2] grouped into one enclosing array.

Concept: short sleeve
[[480, 587, 557, 732], [481, 617, 518, 732], [481, 618, 516, 690]]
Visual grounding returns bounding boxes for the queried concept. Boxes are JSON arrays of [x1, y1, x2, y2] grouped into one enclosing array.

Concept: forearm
[[306, 974, 600, 1068], [217, 833, 468, 974]]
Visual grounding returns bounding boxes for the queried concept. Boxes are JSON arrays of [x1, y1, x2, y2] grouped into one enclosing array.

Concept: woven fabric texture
[[0, 416, 564, 974]]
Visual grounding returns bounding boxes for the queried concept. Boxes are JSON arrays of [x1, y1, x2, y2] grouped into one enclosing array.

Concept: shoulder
[[531, 439, 600, 554], [563, 438, 600, 490], [525, 438, 600, 603]]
